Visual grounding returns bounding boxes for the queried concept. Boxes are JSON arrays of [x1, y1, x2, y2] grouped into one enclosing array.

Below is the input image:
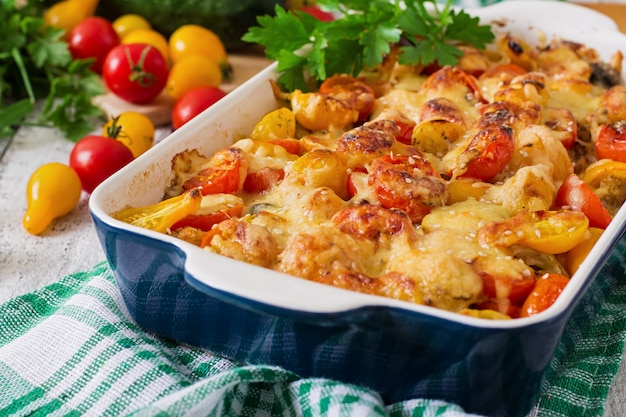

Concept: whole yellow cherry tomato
[[168, 24, 231, 78], [23, 162, 82, 236], [112, 14, 151, 40], [165, 55, 222, 101], [122, 29, 170, 63], [44, 0, 99, 39], [102, 112, 155, 158]]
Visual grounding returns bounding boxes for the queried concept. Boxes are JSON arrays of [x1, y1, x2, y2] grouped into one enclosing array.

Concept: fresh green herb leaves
[[0, 0, 104, 141], [242, 0, 494, 92]]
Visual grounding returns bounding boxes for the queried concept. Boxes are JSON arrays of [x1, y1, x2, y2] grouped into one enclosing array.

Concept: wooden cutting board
[[93, 54, 273, 127]]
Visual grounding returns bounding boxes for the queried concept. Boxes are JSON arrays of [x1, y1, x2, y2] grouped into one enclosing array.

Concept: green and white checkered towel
[[1, 237, 625, 417]]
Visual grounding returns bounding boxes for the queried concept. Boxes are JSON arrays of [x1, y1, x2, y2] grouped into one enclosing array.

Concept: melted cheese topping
[[126, 33, 625, 318]]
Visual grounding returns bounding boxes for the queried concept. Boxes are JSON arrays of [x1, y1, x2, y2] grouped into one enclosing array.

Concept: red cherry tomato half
[[171, 202, 244, 232], [102, 43, 169, 104], [183, 147, 248, 195], [243, 167, 285, 194], [68, 16, 120, 74], [595, 122, 626, 162], [267, 138, 301, 155], [457, 126, 514, 181], [554, 173, 612, 229], [172, 86, 227, 130], [520, 273, 570, 318], [69, 135, 134, 194]]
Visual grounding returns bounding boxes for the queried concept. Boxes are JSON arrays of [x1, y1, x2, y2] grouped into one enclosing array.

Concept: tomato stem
[[125, 45, 157, 88], [105, 116, 123, 139]]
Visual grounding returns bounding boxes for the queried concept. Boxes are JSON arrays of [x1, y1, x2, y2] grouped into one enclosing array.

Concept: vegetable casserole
[[113, 31, 625, 320]]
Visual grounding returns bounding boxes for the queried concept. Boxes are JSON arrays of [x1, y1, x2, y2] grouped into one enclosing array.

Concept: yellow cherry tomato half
[[250, 107, 297, 141], [113, 187, 203, 233], [23, 162, 82, 235], [165, 55, 222, 101], [122, 28, 170, 63], [103, 111, 155, 158], [112, 14, 151, 40], [519, 210, 589, 255], [564, 227, 604, 276]]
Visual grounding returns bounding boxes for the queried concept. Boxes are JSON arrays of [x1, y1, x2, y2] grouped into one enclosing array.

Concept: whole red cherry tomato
[[102, 43, 169, 104], [68, 16, 119, 74], [172, 86, 227, 130], [69, 135, 134, 194]]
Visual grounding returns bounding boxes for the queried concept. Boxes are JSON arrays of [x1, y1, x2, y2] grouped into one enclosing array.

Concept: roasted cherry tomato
[[394, 119, 416, 145], [250, 107, 297, 141], [564, 227, 604, 276], [479, 272, 536, 309], [172, 86, 227, 130], [480, 210, 589, 255], [102, 43, 169, 104], [368, 153, 447, 223], [478, 63, 527, 83], [456, 126, 514, 181], [421, 66, 485, 103], [554, 173, 612, 229], [519, 273, 570, 317], [68, 16, 120, 73], [23, 162, 82, 235], [375, 110, 415, 145], [103, 111, 155, 158], [290, 89, 358, 131], [69, 135, 134, 194], [347, 168, 368, 199], [582, 159, 626, 215], [170, 193, 244, 231], [266, 139, 301, 155], [543, 107, 577, 150], [183, 147, 248, 195], [113, 188, 203, 233], [521, 210, 589, 254], [319, 75, 375, 124], [595, 122, 626, 162], [243, 167, 285, 194]]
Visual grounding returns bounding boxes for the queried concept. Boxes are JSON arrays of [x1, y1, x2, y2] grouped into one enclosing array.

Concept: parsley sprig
[[0, 0, 104, 141], [242, 0, 494, 92]]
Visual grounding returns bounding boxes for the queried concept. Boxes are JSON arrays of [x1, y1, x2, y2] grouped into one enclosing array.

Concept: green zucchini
[[96, 0, 286, 50]]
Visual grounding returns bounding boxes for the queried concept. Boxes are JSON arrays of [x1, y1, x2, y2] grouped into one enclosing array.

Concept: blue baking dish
[[89, 2, 626, 416]]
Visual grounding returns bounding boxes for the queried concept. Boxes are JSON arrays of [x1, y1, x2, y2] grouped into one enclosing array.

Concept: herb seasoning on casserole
[[113, 32, 625, 320]]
